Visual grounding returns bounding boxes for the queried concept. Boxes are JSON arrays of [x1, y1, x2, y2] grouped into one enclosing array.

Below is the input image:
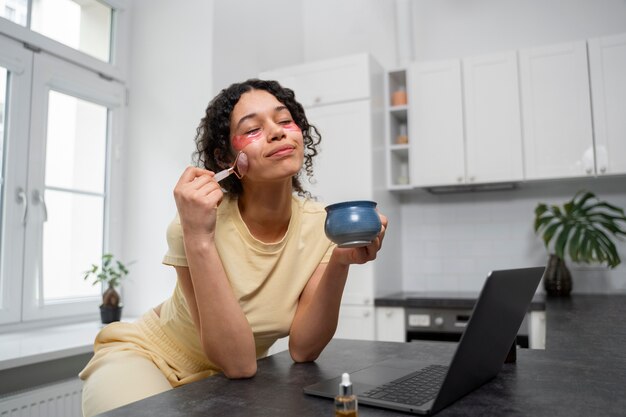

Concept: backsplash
[[399, 176, 626, 294]]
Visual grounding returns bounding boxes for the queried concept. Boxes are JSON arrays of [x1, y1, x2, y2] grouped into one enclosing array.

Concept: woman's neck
[[238, 180, 294, 243]]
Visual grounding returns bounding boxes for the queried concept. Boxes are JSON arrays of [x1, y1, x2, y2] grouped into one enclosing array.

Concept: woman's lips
[[266, 145, 295, 158]]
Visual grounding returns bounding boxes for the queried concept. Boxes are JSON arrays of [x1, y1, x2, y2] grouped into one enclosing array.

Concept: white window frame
[[0, 34, 32, 325], [0, 0, 129, 82], [22, 51, 125, 321], [0, 0, 128, 327]]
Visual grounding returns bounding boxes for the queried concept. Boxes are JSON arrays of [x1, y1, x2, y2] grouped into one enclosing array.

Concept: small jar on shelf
[[396, 162, 409, 185], [395, 123, 408, 145], [391, 86, 407, 106]]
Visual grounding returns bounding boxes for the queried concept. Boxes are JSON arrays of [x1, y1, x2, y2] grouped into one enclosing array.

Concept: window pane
[[45, 90, 107, 194], [31, 0, 112, 62], [1, 0, 28, 26], [42, 190, 103, 301]]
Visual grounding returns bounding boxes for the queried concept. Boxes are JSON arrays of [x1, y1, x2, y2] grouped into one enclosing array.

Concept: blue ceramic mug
[[324, 200, 381, 248]]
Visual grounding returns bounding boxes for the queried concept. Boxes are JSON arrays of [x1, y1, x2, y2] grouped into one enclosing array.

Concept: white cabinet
[[405, 53, 523, 187], [261, 54, 403, 342], [588, 33, 626, 176], [375, 306, 406, 342], [304, 101, 373, 204], [336, 305, 375, 341], [408, 59, 465, 187], [260, 53, 372, 108], [519, 41, 594, 180], [463, 51, 524, 183]]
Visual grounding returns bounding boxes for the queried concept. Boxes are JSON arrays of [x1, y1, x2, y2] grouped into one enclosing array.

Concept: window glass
[[1, 0, 28, 26], [42, 90, 107, 302], [31, 0, 112, 62], [45, 91, 107, 193], [42, 190, 103, 301]]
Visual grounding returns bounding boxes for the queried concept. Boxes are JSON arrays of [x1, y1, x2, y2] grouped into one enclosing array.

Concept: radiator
[[0, 378, 83, 417]]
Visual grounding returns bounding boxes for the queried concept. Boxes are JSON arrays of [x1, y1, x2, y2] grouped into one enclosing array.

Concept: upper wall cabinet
[[519, 41, 594, 180], [406, 52, 523, 187], [588, 33, 626, 176], [260, 54, 372, 108], [463, 51, 524, 183], [408, 59, 465, 187]]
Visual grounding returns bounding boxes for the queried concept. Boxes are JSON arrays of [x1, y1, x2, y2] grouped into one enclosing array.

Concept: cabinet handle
[[585, 168, 593, 175], [363, 311, 370, 318], [385, 310, 393, 318], [600, 166, 606, 174], [457, 176, 464, 183], [469, 176, 475, 182], [313, 96, 321, 104]]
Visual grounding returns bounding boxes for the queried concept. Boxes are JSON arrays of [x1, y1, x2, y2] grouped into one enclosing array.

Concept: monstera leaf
[[534, 191, 626, 268]]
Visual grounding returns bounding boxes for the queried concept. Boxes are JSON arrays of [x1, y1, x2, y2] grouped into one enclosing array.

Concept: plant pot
[[100, 305, 123, 324], [543, 255, 572, 296]]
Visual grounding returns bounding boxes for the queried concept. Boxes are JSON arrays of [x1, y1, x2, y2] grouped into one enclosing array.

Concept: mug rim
[[325, 200, 377, 211]]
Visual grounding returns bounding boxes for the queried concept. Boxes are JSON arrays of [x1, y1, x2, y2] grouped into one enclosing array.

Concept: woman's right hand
[[173, 166, 223, 240]]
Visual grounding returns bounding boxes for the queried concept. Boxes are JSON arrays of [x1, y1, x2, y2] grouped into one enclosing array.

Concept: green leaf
[[554, 224, 573, 260], [568, 226, 582, 262], [542, 222, 561, 248], [572, 191, 596, 210], [535, 204, 548, 217], [534, 214, 555, 232]]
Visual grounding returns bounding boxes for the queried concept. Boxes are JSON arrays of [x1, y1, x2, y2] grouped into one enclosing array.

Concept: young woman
[[79, 79, 387, 417]]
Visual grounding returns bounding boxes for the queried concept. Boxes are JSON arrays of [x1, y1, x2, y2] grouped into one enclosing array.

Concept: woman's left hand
[[332, 213, 388, 266]]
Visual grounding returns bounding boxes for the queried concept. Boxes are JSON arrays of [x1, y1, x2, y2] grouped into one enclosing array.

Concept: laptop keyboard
[[361, 364, 448, 406]]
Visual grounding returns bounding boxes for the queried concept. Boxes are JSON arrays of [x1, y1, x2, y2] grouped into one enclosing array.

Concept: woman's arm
[[172, 167, 257, 378], [288, 214, 388, 362]]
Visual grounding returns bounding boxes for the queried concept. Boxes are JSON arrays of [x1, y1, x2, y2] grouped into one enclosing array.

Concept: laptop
[[304, 266, 545, 415]]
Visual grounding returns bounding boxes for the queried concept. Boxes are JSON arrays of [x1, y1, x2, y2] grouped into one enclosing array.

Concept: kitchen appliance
[[402, 292, 545, 348]]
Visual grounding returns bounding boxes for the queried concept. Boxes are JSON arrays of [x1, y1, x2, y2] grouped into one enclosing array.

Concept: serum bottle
[[335, 372, 358, 417]]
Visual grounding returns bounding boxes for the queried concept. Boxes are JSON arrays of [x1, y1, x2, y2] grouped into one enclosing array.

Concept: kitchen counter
[[375, 291, 546, 311], [97, 295, 626, 416]]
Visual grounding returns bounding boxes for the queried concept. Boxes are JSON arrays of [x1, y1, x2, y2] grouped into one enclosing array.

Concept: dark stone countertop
[[375, 291, 546, 311], [98, 295, 626, 417]]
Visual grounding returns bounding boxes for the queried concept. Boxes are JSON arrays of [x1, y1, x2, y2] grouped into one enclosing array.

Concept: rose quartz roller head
[[213, 151, 249, 182]]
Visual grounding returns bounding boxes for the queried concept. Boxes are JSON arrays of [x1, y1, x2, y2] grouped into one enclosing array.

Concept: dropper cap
[[339, 372, 353, 396]]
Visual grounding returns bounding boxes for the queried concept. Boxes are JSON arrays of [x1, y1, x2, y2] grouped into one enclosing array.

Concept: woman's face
[[229, 89, 304, 183]]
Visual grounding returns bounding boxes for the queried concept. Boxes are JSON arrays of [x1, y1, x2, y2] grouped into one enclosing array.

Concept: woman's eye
[[246, 128, 261, 136]]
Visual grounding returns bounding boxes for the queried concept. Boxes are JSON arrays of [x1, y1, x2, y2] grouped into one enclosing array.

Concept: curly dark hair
[[193, 79, 321, 198]]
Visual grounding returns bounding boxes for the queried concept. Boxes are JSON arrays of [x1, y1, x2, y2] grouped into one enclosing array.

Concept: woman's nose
[[267, 122, 286, 142]]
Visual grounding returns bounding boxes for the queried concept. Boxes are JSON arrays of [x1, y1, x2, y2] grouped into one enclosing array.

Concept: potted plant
[[84, 253, 131, 324], [534, 190, 626, 296]]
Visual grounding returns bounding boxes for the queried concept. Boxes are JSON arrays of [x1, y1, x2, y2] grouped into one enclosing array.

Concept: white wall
[[410, 0, 626, 61], [211, 0, 398, 92], [123, 0, 214, 316]]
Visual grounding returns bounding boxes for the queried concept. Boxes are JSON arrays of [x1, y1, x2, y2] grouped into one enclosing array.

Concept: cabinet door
[[335, 305, 375, 341], [304, 100, 373, 204], [519, 41, 594, 179], [588, 33, 626, 176], [408, 60, 465, 187], [260, 54, 371, 108], [375, 307, 406, 342], [463, 52, 523, 183]]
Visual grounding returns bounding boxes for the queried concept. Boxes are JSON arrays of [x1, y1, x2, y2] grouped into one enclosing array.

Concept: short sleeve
[[162, 214, 188, 267]]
